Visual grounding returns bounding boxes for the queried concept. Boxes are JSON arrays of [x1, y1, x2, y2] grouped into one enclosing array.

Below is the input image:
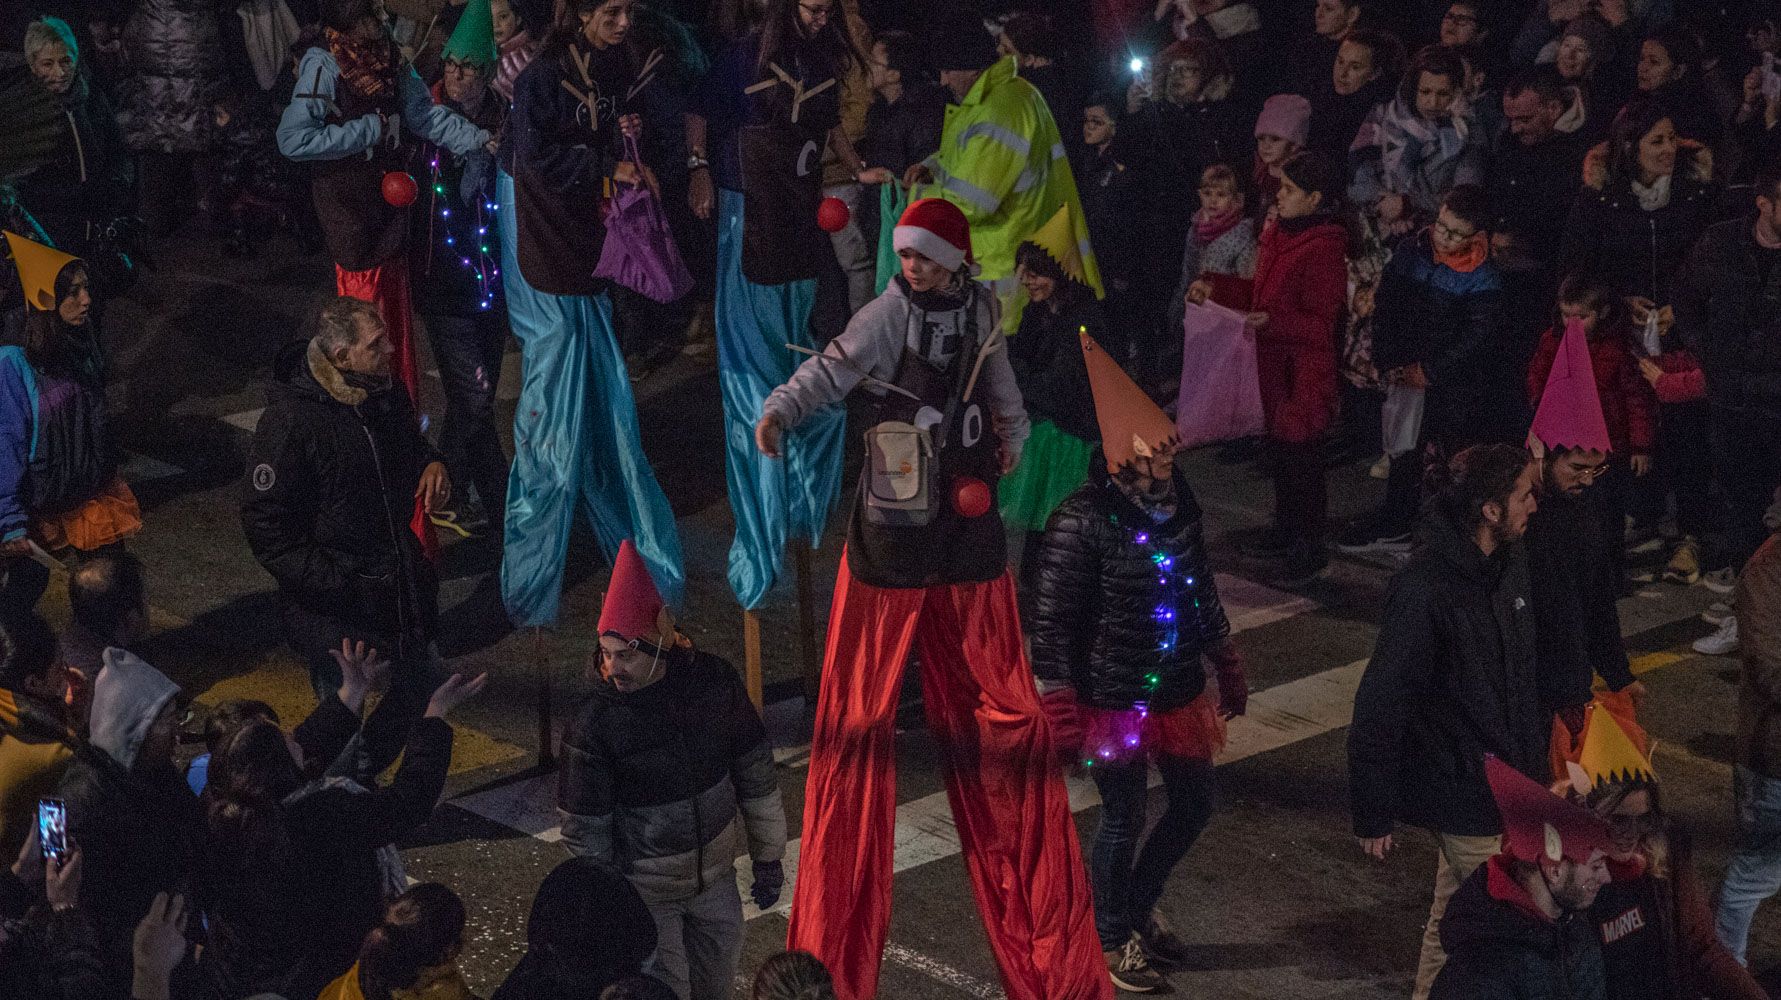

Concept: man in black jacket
[[1679, 165, 1781, 592], [558, 541, 785, 1000], [241, 296, 451, 776], [1347, 442, 1545, 1000], [1430, 756, 1612, 1000]]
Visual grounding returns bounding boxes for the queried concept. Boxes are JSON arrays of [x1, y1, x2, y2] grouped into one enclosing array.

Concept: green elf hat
[[442, 0, 497, 67]]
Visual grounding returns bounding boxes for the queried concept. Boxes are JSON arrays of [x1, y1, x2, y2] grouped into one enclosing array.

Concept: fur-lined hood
[[268, 337, 375, 407], [1581, 138, 1714, 194]]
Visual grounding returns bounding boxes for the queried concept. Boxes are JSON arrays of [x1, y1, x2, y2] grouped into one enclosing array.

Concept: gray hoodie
[[762, 278, 1030, 459], [88, 647, 178, 771]]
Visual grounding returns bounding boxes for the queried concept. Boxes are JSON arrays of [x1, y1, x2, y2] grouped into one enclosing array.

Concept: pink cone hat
[[1531, 317, 1613, 454]]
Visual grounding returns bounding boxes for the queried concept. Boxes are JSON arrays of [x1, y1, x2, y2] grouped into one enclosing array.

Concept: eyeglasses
[[1607, 809, 1658, 833], [1432, 219, 1477, 241], [1567, 461, 1610, 482]]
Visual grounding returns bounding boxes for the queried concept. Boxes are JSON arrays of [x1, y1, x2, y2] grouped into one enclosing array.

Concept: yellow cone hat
[[4, 231, 80, 312], [1576, 705, 1656, 792], [1081, 329, 1179, 473], [1024, 204, 1089, 287]]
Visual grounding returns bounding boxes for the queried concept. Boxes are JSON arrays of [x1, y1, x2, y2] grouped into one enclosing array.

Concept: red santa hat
[[596, 540, 671, 647], [894, 198, 976, 274], [1485, 754, 1611, 865], [1530, 317, 1613, 454]]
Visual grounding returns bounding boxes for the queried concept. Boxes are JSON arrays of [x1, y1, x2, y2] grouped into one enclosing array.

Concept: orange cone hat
[[3, 231, 80, 312], [596, 540, 672, 646], [1573, 705, 1656, 793], [1081, 329, 1179, 473]]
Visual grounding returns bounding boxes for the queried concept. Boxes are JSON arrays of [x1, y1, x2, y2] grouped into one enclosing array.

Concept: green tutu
[[998, 419, 1094, 531]]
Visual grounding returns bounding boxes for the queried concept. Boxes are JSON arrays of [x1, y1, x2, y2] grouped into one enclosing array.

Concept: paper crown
[[442, 0, 497, 66], [1486, 754, 1612, 865], [596, 540, 670, 645], [1081, 329, 1180, 474], [1567, 704, 1656, 796], [4, 230, 80, 312], [1531, 317, 1613, 454], [1024, 204, 1089, 286]]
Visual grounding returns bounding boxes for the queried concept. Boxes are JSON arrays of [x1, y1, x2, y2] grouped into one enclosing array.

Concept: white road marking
[[883, 943, 1006, 1000], [222, 408, 265, 433], [121, 452, 184, 482]]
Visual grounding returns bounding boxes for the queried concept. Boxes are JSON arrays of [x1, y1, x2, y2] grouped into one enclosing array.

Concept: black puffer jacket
[[1370, 230, 1507, 443], [1028, 462, 1231, 712], [1431, 857, 1607, 1000], [1347, 511, 1545, 839], [13, 75, 136, 255], [240, 340, 442, 651], [1559, 155, 1719, 307], [117, 0, 228, 154], [1006, 295, 1102, 443], [1526, 486, 1633, 713], [1677, 217, 1781, 420]]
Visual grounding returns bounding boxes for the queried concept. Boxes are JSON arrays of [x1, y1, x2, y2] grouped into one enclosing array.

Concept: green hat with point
[[442, 0, 497, 67]]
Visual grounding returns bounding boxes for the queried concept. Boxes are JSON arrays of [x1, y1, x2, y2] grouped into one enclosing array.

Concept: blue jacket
[[1371, 231, 1507, 440], [277, 48, 490, 163], [0, 348, 41, 543]]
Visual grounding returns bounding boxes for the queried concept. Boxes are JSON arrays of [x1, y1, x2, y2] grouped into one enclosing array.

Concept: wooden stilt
[[793, 545, 820, 702], [534, 627, 555, 767], [742, 610, 764, 710]]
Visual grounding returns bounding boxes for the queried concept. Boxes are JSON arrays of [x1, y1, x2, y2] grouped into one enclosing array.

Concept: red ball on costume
[[381, 171, 418, 207], [817, 196, 850, 233], [951, 477, 991, 518]]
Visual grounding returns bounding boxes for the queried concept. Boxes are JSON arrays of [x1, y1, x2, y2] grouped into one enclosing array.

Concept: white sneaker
[[1703, 602, 1734, 626], [1694, 616, 1740, 656], [1703, 568, 1740, 595]]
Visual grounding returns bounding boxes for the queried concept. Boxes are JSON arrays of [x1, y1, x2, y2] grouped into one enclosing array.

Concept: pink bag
[[594, 136, 695, 303], [1175, 301, 1265, 448]]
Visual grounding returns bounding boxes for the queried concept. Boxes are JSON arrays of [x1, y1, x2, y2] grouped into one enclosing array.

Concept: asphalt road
[[71, 224, 1781, 998]]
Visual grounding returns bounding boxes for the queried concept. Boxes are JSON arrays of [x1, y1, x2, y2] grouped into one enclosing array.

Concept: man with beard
[[1525, 317, 1646, 756], [1430, 755, 1614, 999], [1348, 442, 1546, 1000]]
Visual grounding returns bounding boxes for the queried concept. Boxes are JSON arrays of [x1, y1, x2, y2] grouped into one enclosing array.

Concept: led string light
[[1082, 512, 1208, 768], [428, 155, 502, 311]]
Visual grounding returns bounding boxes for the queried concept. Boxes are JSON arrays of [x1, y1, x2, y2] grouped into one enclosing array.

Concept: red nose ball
[[381, 171, 418, 207], [817, 196, 851, 233], [951, 477, 991, 518]]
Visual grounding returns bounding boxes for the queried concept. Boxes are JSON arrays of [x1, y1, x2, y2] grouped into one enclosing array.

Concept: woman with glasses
[[1565, 708, 1765, 1000]]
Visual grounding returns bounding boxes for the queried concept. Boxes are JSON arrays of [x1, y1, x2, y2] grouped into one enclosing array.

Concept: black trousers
[[423, 311, 510, 519], [1710, 405, 1781, 569], [1271, 440, 1328, 543]]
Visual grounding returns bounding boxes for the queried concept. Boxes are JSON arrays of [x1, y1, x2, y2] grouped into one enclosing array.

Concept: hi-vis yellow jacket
[[924, 57, 1103, 309]]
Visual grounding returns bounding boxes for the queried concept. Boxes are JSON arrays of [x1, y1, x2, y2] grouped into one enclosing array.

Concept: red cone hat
[[596, 540, 666, 644], [1485, 754, 1611, 864]]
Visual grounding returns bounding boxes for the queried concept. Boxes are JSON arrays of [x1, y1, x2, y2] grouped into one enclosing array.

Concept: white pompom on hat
[[893, 197, 977, 274]]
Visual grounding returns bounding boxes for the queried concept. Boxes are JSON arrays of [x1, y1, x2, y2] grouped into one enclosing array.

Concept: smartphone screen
[[38, 798, 66, 863]]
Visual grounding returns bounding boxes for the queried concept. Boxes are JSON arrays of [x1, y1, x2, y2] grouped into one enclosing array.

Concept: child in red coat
[[1527, 276, 1659, 586], [1238, 151, 1349, 587]]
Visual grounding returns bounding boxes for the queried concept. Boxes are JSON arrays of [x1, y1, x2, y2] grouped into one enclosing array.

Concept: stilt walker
[[497, 8, 685, 624], [686, 1, 859, 637], [278, 1, 494, 557], [755, 198, 1111, 1000]]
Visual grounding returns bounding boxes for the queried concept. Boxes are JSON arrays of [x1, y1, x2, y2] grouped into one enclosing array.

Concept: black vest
[[304, 49, 408, 271], [844, 284, 1007, 589]]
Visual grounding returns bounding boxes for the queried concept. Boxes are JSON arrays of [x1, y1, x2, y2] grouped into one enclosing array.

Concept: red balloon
[[951, 476, 991, 518], [381, 171, 418, 208], [817, 196, 850, 233]]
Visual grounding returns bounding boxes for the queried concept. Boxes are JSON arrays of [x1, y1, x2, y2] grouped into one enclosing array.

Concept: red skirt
[[1078, 690, 1226, 766]]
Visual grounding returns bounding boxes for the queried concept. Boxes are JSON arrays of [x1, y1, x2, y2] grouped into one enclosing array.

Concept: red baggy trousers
[[786, 556, 1111, 1000], [336, 259, 438, 561]]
